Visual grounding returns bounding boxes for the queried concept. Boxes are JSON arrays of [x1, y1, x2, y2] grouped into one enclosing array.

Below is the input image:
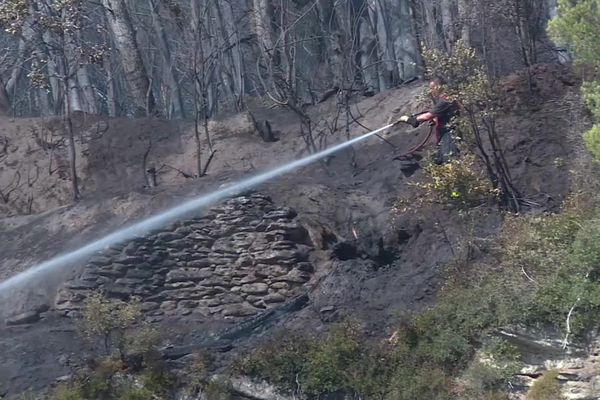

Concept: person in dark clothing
[[395, 79, 460, 164]]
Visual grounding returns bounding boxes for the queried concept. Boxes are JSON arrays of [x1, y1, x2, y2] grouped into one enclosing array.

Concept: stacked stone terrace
[[56, 193, 314, 320]]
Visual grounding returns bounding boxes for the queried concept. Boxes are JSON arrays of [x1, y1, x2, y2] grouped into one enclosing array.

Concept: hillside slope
[[0, 65, 583, 397]]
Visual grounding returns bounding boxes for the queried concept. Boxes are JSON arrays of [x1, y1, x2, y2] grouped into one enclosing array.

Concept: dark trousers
[[435, 128, 459, 165]]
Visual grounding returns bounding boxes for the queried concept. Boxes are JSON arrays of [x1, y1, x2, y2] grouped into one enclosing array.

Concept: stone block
[[65, 280, 99, 290], [165, 282, 195, 290], [141, 302, 160, 312], [154, 232, 185, 242], [273, 269, 311, 283], [126, 269, 154, 279], [187, 259, 211, 269], [270, 282, 289, 290], [264, 293, 286, 303], [88, 257, 112, 267], [104, 284, 134, 299], [179, 300, 199, 309], [166, 269, 213, 283], [255, 265, 288, 278], [221, 303, 258, 317], [115, 278, 145, 286], [160, 301, 177, 311], [6, 311, 41, 326], [241, 283, 269, 295], [263, 208, 297, 220], [240, 275, 259, 284]]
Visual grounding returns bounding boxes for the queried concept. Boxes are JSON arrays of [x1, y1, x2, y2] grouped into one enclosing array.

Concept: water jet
[[0, 124, 394, 294]]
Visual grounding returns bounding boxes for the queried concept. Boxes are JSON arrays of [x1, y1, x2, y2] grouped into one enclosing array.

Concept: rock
[[166, 269, 213, 283], [187, 259, 211, 268], [160, 301, 177, 311], [6, 311, 40, 326], [202, 277, 233, 287], [169, 252, 195, 262], [165, 282, 195, 290], [267, 222, 308, 242], [297, 262, 314, 273], [126, 267, 154, 279], [241, 283, 269, 295], [115, 255, 144, 264], [146, 253, 166, 264], [271, 282, 290, 290], [65, 310, 82, 319], [264, 293, 286, 303], [65, 280, 98, 290], [253, 249, 298, 265], [273, 269, 311, 283], [104, 284, 133, 299], [235, 257, 254, 268], [228, 375, 298, 400], [222, 303, 259, 317], [123, 243, 137, 255], [96, 264, 127, 278], [256, 265, 288, 278], [175, 226, 192, 236], [253, 300, 268, 309], [263, 208, 297, 220], [160, 259, 177, 268], [154, 232, 185, 242], [58, 355, 69, 366], [240, 274, 259, 284], [55, 374, 73, 383], [115, 278, 145, 286], [179, 300, 199, 309], [141, 302, 160, 312], [161, 287, 220, 300], [180, 309, 192, 316], [320, 306, 336, 313], [88, 257, 112, 267]]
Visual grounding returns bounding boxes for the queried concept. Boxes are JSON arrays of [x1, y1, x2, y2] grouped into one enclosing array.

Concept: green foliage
[[584, 125, 600, 162], [386, 367, 453, 400], [422, 41, 497, 111], [116, 384, 156, 400], [47, 383, 84, 400], [235, 332, 310, 389], [237, 196, 600, 399], [203, 379, 234, 400], [80, 292, 142, 356], [582, 82, 600, 161], [46, 293, 173, 400], [498, 207, 600, 335], [416, 154, 499, 207], [527, 369, 565, 400], [421, 41, 521, 210], [548, 0, 600, 68], [550, 1, 600, 161], [237, 321, 396, 398]]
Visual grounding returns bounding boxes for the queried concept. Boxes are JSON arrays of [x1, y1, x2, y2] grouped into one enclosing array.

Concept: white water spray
[[0, 124, 393, 293]]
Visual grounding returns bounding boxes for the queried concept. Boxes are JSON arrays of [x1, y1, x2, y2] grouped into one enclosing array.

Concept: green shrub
[[80, 292, 142, 357], [386, 366, 453, 400], [527, 369, 565, 400], [300, 323, 363, 395], [235, 332, 310, 389], [416, 155, 499, 207], [117, 384, 155, 400], [48, 383, 85, 400], [584, 124, 600, 162], [203, 378, 234, 400]]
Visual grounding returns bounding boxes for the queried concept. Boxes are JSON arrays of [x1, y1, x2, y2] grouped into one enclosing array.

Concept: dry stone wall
[[55, 193, 314, 320]]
